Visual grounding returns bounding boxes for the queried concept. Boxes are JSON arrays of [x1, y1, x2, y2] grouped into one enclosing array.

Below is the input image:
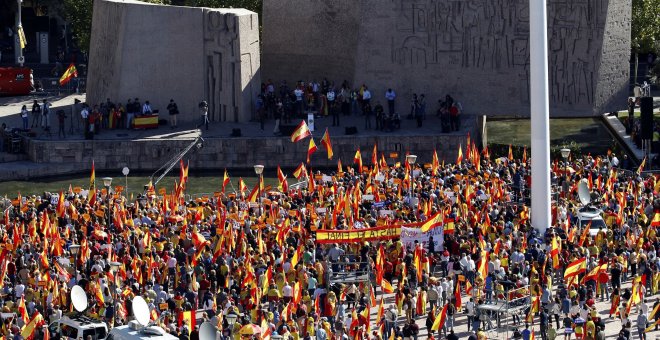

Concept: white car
[[107, 320, 178, 340], [48, 315, 108, 340], [575, 208, 608, 237]]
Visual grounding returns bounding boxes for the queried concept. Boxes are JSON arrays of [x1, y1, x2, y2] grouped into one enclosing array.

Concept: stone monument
[[263, 0, 630, 117], [87, 0, 260, 124]]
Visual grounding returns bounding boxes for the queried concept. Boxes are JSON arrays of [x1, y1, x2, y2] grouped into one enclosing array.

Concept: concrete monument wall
[[87, 0, 260, 123], [262, 0, 630, 117]]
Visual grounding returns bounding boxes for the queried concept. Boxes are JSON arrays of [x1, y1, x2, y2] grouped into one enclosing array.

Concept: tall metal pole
[[530, 0, 552, 235], [16, 0, 24, 66]]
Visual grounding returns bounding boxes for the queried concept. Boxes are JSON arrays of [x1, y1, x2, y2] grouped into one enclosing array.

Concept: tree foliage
[[62, 0, 94, 54], [631, 0, 660, 54], [62, 0, 262, 53]]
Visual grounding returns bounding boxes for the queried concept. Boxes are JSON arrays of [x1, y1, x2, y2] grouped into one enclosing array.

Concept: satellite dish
[[578, 178, 591, 206], [199, 322, 217, 340], [71, 285, 88, 312], [132, 296, 151, 327]]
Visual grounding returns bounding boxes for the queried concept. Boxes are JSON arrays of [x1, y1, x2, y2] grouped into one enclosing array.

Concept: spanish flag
[[293, 163, 306, 179], [59, 63, 78, 85], [321, 128, 333, 160], [21, 312, 45, 339], [354, 148, 363, 173], [177, 310, 196, 334], [420, 212, 443, 232], [456, 145, 463, 165], [651, 212, 660, 227], [563, 257, 587, 280], [381, 279, 394, 294], [551, 236, 560, 269], [307, 138, 317, 163], [290, 120, 311, 143], [89, 160, 96, 206], [431, 303, 448, 331], [56, 191, 65, 218], [222, 169, 230, 192]]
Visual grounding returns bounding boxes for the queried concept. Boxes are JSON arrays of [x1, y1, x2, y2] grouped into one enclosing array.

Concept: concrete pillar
[[530, 0, 551, 235]]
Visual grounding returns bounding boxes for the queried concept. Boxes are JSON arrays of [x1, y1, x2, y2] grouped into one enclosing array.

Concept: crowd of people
[[256, 79, 463, 135], [0, 146, 659, 340]]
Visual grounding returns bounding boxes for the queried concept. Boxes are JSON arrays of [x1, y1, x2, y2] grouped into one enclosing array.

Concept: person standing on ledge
[[167, 99, 179, 129], [198, 100, 209, 131], [385, 88, 396, 116]]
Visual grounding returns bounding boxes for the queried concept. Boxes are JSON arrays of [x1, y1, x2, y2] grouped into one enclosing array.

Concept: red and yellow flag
[[321, 128, 333, 160], [290, 120, 311, 142], [354, 149, 363, 173], [420, 212, 443, 232], [381, 279, 394, 294], [59, 63, 78, 85], [307, 138, 317, 163], [222, 169, 230, 192], [563, 257, 586, 280], [456, 145, 463, 165], [431, 303, 448, 331]]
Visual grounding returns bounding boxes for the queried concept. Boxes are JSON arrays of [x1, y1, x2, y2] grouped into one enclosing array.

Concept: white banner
[[400, 226, 444, 252]]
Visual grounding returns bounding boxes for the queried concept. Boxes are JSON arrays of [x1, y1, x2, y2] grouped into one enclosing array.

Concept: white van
[[575, 207, 608, 237], [48, 315, 108, 340], [107, 320, 178, 340]]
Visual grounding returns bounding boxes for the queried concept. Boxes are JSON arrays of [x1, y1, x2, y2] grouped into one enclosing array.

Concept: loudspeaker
[[640, 97, 654, 139], [230, 128, 242, 137], [280, 125, 297, 135], [345, 126, 358, 135]]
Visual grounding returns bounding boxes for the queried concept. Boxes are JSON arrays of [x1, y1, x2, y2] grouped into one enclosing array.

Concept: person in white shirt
[[362, 86, 372, 107], [465, 298, 476, 331], [385, 88, 396, 115], [282, 281, 293, 303], [142, 101, 152, 115]]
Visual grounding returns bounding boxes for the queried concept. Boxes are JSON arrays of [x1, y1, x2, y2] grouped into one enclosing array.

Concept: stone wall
[[17, 117, 478, 181], [87, 0, 260, 123], [262, 0, 630, 117]]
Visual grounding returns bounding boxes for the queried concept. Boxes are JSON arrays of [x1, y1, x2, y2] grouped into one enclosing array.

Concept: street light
[[122, 167, 130, 196], [406, 155, 417, 205], [225, 310, 238, 337], [109, 261, 121, 323], [254, 165, 264, 217], [560, 149, 570, 195], [16, 0, 24, 66], [69, 244, 80, 284]]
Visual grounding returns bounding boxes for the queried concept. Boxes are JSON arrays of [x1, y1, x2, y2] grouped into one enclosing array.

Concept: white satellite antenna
[[577, 178, 591, 206], [132, 296, 151, 327], [71, 285, 88, 312], [199, 322, 218, 340]]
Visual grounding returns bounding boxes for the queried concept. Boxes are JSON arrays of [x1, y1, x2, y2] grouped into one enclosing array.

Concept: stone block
[[262, 0, 629, 117], [87, 0, 260, 124]]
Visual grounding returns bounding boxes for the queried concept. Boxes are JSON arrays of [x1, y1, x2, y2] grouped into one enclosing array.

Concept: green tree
[[62, 0, 94, 53], [631, 0, 660, 80], [63, 0, 261, 53]]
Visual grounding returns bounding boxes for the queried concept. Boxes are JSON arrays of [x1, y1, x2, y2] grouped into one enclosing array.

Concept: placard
[[400, 226, 444, 252], [315, 225, 401, 244]]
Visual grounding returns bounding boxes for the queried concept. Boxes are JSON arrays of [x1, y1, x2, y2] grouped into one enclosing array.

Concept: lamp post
[[406, 155, 417, 205], [122, 167, 130, 197], [69, 244, 80, 284], [254, 165, 264, 217], [16, 0, 24, 66], [225, 310, 238, 337], [103, 177, 113, 229], [560, 148, 570, 195], [109, 261, 121, 323]]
